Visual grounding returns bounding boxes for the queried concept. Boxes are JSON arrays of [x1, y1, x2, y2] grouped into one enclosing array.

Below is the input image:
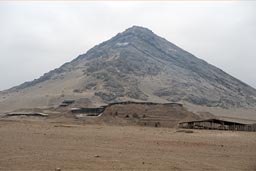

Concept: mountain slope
[[1, 26, 256, 114]]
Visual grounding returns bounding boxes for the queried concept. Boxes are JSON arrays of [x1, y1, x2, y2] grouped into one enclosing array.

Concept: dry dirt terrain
[[0, 118, 255, 171]]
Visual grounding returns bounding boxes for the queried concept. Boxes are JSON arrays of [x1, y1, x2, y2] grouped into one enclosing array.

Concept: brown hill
[[1, 26, 256, 119]]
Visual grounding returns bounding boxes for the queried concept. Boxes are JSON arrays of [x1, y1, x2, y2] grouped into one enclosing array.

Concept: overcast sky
[[0, 1, 255, 91]]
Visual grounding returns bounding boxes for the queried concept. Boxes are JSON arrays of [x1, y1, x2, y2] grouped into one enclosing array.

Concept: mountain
[[1, 26, 256, 117]]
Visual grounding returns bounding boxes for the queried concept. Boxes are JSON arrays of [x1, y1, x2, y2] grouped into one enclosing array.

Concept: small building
[[179, 118, 256, 132], [62, 99, 75, 104], [59, 100, 75, 107]]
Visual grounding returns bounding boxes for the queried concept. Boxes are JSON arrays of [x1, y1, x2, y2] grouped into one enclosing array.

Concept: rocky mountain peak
[[122, 25, 155, 36], [2, 26, 256, 112], [102, 25, 158, 48]]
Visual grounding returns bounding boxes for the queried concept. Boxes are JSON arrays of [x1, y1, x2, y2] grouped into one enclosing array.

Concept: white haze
[[0, 1, 255, 90]]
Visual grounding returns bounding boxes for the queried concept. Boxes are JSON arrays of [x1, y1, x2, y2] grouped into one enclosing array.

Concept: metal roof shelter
[[179, 118, 256, 132]]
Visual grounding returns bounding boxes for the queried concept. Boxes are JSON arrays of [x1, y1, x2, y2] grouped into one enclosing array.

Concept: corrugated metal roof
[[179, 118, 256, 125], [218, 117, 256, 125]]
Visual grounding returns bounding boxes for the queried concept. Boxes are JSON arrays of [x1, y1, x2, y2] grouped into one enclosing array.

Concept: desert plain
[[0, 117, 255, 171]]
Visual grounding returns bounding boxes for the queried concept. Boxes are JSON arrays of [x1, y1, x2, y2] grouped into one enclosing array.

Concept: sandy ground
[[0, 118, 256, 171]]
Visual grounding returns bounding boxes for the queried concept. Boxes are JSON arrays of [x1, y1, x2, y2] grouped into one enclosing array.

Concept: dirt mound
[[100, 103, 208, 128]]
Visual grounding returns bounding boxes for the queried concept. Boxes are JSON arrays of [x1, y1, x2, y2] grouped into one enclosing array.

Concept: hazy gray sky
[[0, 1, 255, 91]]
